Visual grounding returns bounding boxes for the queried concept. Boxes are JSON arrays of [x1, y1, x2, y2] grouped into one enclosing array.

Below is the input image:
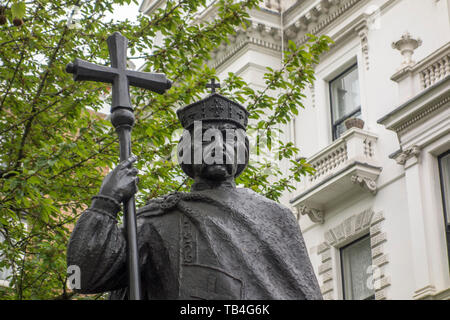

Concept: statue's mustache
[[177, 132, 248, 166]]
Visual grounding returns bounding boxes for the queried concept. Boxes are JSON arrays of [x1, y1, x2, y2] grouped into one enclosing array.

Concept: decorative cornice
[[286, 0, 363, 45], [378, 76, 450, 135], [351, 174, 377, 194], [210, 25, 282, 69], [393, 91, 450, 134], [298, 204, 325, 224], [210, 0, 365, 70]]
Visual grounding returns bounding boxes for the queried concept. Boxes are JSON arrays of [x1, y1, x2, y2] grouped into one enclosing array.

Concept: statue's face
[[178, 121, 249, 181]]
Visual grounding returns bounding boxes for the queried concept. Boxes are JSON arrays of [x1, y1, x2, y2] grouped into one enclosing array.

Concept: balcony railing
[[391, 42, 450, 102], [290, 127, 381, 224], [419, 50, 450, 90]]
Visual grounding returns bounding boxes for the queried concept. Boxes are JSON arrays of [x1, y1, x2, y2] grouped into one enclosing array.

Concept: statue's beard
[[194, 142, 237, 180], [178, 131, 249, 180], [194, 147, 236, 180]]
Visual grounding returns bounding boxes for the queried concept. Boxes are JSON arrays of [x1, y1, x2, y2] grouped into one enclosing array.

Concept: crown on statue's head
[[177, 92, 249, 130]]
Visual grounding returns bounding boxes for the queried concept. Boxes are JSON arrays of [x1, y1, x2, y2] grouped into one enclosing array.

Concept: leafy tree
[[0, 0, 331, 299]]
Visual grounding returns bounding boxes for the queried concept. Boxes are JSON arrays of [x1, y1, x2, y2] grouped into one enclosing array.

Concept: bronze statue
[[66, 33, 322, 300]]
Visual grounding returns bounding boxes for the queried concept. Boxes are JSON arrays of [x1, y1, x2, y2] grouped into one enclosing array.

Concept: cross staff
[[206, 78, 220, 94], [66, 32, 171, 300]]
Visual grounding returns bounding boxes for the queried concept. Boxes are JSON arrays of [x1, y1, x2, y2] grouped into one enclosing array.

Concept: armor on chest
[[178, 213, 244, 300]]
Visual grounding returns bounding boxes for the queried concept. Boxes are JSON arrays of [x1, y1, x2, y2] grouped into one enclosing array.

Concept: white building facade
[[140, 0, 450, 300]]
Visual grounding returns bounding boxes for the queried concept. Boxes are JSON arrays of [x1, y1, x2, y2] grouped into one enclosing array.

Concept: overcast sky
[[109, 1, 147, 70], [94, 2, 150, 114], [108, 1, 141, 22]]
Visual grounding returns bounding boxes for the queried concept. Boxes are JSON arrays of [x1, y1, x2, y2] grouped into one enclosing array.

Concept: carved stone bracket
[[394, 145, 421, 165], [298, 205, 325, 224], [351, 175, 377, 194]]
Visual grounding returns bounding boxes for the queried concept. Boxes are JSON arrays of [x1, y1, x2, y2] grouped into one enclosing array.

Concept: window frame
[[340, 233, 375, 300], [329, 63, 362, 140], [438, 150, 450, 268]]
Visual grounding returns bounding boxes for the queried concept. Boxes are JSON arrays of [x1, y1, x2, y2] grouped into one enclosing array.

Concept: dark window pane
[[439, 152, 450, 224], [438, 151, 450, 268], [330, 65, 361, 139], [331, 66, 360, 122], [334, 110, 362, 139]]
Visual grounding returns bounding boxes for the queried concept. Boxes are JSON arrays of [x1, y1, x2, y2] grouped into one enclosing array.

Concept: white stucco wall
[[212, 0, 450, 299], [294, 0, 449, 300]]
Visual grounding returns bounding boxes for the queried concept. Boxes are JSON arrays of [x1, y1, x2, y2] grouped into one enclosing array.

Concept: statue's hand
[[98, 156, 139, 202]]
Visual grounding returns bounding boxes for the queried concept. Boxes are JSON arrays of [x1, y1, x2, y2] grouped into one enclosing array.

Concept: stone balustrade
[[309, 142, 347, 182], [391, 42, 450, 102], [307, 127, 377, 186], [290, 128, 380, 223], [419, 52, 450, 89]]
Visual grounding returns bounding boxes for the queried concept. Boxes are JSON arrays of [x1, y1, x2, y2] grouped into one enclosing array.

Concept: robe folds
[[67, 186, 322, 300]]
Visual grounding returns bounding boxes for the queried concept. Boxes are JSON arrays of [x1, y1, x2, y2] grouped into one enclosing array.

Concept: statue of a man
[[67, 91, 322, 300]]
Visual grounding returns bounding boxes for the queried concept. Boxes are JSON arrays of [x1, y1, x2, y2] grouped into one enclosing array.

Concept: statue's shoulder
[[236, 187, 293, 214], [236, 187, 283, 205], [137, 192, 184, 218]]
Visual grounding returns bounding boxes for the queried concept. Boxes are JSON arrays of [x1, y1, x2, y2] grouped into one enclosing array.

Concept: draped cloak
[[67, 186, 322, 300]]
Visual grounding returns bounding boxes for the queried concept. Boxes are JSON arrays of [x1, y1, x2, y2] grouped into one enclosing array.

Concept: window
[[340, 235, 375, 300], [438, 150, 450, 266], [330, 64, 362, 140]]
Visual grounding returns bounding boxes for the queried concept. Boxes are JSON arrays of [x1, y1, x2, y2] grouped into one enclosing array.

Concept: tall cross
[[66, 32, 171, 300], [66, 31, 171, 112], [206, 78, 220, 94]]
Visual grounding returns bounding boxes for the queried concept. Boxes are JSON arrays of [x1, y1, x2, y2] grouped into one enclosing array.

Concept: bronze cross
[[66, 32, 171, 300], [206, 78, 220, 94], [66, 31, 171, 111]]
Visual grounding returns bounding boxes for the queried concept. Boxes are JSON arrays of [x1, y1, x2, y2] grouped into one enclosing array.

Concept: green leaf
[[11, 2, 26, 19], [0, 0, 331, 299]]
